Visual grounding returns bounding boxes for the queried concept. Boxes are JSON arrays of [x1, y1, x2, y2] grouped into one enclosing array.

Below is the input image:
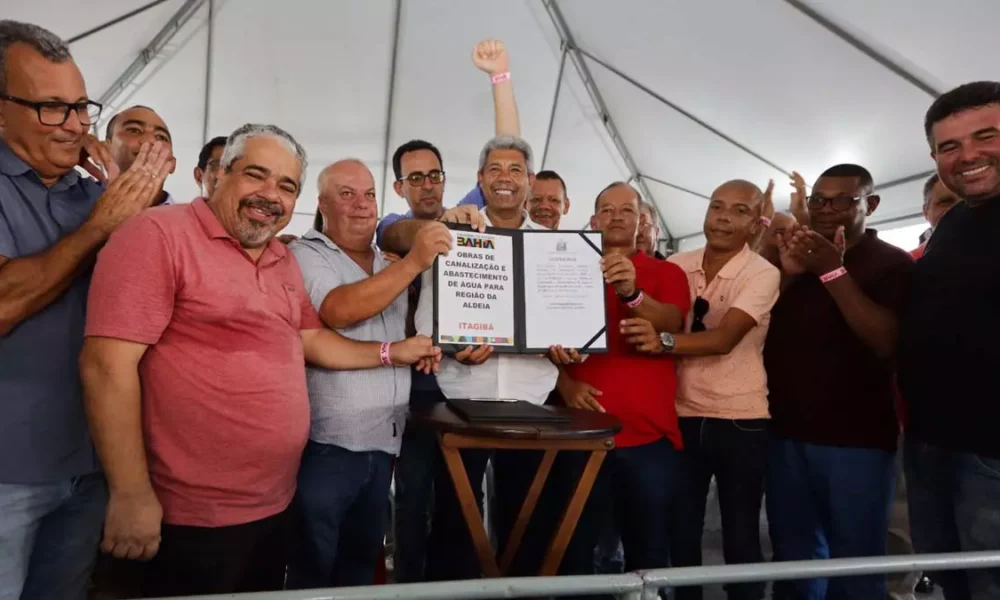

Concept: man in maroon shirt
[[79, 124, 440, 596], [554, 181, 689, 574], [764, 163, 913, 600]]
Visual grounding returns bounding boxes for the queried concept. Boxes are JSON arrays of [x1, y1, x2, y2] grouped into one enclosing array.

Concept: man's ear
[[528, 171, 536, 187], [193, 166, 204, 186], [393, 180, 403, 198], [589, 214, 598, 230], [563, 196, 571, 215], [866, 195, 881, 216]]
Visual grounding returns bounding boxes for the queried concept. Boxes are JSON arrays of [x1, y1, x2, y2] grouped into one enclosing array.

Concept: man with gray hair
[[0, 20, 173, 599], [79, 124, 441, 596]]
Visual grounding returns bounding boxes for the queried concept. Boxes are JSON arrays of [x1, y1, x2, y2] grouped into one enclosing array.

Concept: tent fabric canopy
[[11, 0, 990, 251]]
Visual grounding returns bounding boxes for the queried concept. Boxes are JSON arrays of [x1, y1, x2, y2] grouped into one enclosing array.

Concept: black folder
[[446, 398, 571, 424]]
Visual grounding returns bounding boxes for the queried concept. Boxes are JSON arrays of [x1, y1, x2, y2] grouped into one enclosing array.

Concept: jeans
[[766, 436, 895, 600], [671, 417, 768, 600], [393, 389, 444, 583], [289, 441, 394, 588], [0, 472, 107, 600], [904, 440, 1000, 600], [887, 437, 920, 600]]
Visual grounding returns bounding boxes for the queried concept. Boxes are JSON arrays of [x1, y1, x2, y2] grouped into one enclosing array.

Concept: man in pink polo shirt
[[78, 123, 440, 597], [623, 179, 779, 600]]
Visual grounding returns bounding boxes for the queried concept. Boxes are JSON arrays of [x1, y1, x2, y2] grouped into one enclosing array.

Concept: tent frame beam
[[95, 0, 208, 113], [201, 0, 214, 146], [542, 0, 672, 241], [540, 45, 568, 170], [783, 0, 940, 98], [379, 0, 403, 216], [67, 0, 172, 44]]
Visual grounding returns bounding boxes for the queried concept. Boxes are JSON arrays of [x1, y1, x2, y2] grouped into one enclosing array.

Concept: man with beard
[[655, 180, 779, 600], [910, 174, 959, 260], [0, 20, 172, 599], [78, 124, 441, 596], [287, 159, 451, 588], [765, 164, 913, 599], [527, 169, 570, 230], [554, 181, 689, 578], [377, 37, 523, 584], [898, 81, 1000, 600], [104, 105, 176, 206]]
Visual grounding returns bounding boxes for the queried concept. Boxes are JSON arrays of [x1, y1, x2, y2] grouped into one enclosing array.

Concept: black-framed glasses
[[400, 170, 445, 186], [806, 194, 866, 212], [691, 296, 710, 333], [0, 94, 102, 126]]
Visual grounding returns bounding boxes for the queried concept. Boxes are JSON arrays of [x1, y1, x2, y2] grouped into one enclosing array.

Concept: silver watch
[[659, 332, 675, 353]]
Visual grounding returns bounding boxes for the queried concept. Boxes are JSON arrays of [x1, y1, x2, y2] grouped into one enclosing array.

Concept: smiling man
[[527, 169, 569, 229], [78, 124, 439, 596], [898, 81, 1000, 600], [105, 105, 176, 205]]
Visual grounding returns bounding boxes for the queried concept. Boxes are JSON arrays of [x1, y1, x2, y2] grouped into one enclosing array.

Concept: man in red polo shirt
[[78, 123, 440, 597], [555, 181, 689, 574]]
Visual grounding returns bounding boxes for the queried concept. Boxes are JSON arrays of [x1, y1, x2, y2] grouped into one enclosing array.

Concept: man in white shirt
[[411, 136, 560, 580]]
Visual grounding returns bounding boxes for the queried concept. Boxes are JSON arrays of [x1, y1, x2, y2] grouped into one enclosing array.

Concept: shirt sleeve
[[413, 269, 434, 336], [297, 289, 324, 331], [650, 260, 692, 321], [289, 242, 343, 311], [730, 262, 781, 324], [85, 214, 176, 344], [375, 212, 406, 248], [457, 185, 486, 209], [868, 254, 915, 314]]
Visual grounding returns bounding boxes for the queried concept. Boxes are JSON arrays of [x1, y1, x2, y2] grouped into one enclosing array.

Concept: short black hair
[[594, 181, 639, 212], [924, 81, 1000, 144], [922, 173, 940, 210], [392, 140, 443, 181], [197, 136, 228, 170], [104, 104, 155, 140], [535, 170, 567, 196], [817, 163, 874, 194]]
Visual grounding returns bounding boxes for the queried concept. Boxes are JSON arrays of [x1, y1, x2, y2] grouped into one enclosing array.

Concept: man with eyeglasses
[[105, 105, 177, 205], [619, 180, 778, 600], [0, 20, 174, 600], [195, 136, 227, 199], [376, 38, 523, 583], [763, 163, 914, 599]]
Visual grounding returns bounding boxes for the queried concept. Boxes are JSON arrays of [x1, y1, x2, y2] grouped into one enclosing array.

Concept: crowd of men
[[1, 17, 998, 600]]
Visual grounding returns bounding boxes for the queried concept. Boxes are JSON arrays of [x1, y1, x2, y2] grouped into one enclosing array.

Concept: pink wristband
[[760, 216, 772, 227], [380, 342, 392, 366], [625, 290, 645, 309], [820, 266, 847, 284], [490, 71, 511, 84]]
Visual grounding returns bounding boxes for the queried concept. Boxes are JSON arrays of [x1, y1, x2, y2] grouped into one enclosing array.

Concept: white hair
[[478, 135, 534, 173], [0, 20, 71, 93], [221, 123, 308, 191]]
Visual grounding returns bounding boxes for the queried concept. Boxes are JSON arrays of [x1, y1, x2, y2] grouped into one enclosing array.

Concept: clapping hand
[[789, 171, 809, 226], [79, 134, 119, 183], [86, 142, 173, 236], [788, 226, 846, 275]]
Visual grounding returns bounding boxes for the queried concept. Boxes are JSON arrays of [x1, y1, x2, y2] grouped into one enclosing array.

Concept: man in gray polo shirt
[[0, 21, 173, 599], [287, 159, 451, 588]]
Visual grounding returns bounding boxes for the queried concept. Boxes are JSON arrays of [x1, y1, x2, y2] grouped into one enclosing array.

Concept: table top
[[411, 402, 622, 440]]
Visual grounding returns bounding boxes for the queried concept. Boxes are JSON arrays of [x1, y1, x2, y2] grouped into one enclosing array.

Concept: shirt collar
[[191, 197, 288, 261], [0, 138, 80, 186], [686, 243, 753, 280], [480, 207, 546, 230], [302, 228, 379, 254]]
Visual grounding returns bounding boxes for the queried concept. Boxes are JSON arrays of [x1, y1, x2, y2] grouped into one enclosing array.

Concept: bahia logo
[[456, 235, 495, 249]]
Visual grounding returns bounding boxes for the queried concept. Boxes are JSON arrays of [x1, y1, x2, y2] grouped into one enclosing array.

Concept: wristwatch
[[659, 332, 675, 353]]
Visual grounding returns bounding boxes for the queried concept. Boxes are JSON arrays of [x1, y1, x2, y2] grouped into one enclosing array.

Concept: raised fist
[[472, 39, 509, 75]]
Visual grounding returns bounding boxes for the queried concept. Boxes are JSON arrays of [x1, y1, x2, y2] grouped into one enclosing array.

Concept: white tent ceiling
[[11, 0, 996, 250]]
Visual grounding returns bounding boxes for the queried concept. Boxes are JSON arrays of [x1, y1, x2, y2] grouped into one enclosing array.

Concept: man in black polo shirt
[[764, 164, 914, 600], [898, 81, 1000, 600]]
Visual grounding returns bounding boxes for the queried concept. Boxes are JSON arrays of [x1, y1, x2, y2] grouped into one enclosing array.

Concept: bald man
[[105, 105, 176, 205], [656, 180, 779, 600], [286, 160, 450, 588]]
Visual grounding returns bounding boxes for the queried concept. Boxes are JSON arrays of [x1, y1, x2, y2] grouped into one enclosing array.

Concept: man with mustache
[[527, 169, 570, 230], [0, 20, 174, 599], [633, 180, 779, 600], [286, 159, 450, 588], [78, 124, 441, 596], [377, 37, 523, 583], [898, 81, 1000, 600], [765, 164, 914, 599]]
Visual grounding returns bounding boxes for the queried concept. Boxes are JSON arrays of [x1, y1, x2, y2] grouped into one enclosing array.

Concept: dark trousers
[[766, 436, 895, 600], [141, 508, 292, 597], [392, 388, 445, 583], [288, 441, 394, 589], [670, 417, 768, 600]]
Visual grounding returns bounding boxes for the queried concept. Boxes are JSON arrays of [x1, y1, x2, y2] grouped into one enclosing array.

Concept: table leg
[[539, 449, 607, 576], [438, 437, 501, 577], [498, 449, 558, 574]]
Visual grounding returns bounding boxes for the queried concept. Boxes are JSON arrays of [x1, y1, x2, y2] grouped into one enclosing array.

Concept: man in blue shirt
[[0, 20, 173, 599], [383, 38, 523, 583]]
